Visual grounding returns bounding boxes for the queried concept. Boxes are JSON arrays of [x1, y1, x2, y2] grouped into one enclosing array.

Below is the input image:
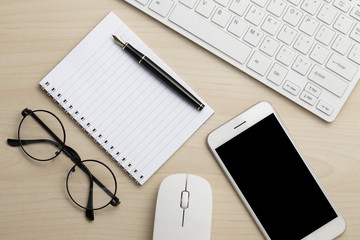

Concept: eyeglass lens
[[18, 110, 65, 161], [66, 160, 117, 210]]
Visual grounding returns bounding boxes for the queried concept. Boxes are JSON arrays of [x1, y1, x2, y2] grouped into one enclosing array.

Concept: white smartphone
[[207, 102, 346, 240]]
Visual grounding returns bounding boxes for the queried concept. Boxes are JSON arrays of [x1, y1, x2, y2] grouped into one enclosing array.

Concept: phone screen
[[215, 113, 337, 239]]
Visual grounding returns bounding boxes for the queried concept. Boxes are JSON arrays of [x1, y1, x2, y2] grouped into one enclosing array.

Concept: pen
[[112, 35, 205, 111]]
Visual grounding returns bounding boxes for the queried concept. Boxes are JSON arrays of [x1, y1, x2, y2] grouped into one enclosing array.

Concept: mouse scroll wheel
[[180, 190, 190, 209]]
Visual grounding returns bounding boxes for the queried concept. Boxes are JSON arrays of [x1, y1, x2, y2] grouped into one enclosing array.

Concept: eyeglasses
[[7, 108, 120, 221]]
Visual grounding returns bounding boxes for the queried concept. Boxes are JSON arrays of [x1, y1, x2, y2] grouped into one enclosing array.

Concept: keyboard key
[[196, 0, 216, 17], [292, 55, 312, 75], [244, 27, 263, 46], [149, 0, 174, 17], [317, 100, 334, 115], [245, 6, 265, 26], [283, 80, 300, 95], [136, 0, 150, 5], [261, 15, 281, 35], [229, 0, 249, 16], [308, 65, 348, 97], [317, 5, 338, 24], [212, 8, 232, 27], [310, 44, 330, 64], [305, 82, 321, 97], [267, 63, 288, 85], [348, 45, 360, 65], [247, 51, 272, 75], [283, 6, 303, 26], [267, 0, 287, 17], [300, 91, 317, 105], [350, 7, 360, 21], [287, 0, 301, 5], [333, 0, 350, 13], [315, 25, 335, 45], [326, 54, 358, 81], [332, 34, 352, 55], [251, 0, 268, 7], [180, 0, 197, 8], [299, 16, 319, 36], [276, 45, 295, 66], [334, 14, 353, 34], [301, 0, 321, 15], [277, 25, 297, 45], [350, 24, 360, 43], [215, 0, 230, 6], [294, 34, 313, 54], [169, 5, 253, 63], [260, 36, 279, 56], [228, 17, 248, 37]]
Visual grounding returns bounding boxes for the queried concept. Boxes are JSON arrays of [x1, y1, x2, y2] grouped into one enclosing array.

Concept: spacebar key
[[169, 6, 252, 64]]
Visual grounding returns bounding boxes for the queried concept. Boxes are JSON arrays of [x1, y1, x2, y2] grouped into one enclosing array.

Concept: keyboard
[[124, 0, 360, 122]]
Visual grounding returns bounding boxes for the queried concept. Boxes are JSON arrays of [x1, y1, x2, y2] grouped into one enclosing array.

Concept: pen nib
[[112, 35, 126, 48]]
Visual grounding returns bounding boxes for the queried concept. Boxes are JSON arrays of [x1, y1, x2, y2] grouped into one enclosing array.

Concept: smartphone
[[207, 102, 346, 240]]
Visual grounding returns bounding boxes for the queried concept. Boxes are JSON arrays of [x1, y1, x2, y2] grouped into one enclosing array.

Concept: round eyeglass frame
[[17, 109, 66, 161], [66, 159, 118, 211]]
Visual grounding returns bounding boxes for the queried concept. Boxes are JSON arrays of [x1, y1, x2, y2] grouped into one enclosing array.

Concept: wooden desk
[[0, 0, 359, 239]]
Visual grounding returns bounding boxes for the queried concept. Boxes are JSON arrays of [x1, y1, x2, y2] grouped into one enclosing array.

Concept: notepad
[[39, 12, 213, 185]]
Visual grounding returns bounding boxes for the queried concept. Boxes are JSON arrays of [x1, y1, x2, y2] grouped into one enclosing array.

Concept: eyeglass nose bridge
[[62, 145, 82, 164]]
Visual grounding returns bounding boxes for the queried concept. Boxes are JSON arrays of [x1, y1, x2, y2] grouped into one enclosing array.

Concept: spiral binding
[[40, 82, 143, 185]]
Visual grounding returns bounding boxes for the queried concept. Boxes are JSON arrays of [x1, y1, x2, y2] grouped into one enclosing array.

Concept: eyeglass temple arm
[[8, 139, 79, 160], [81, 164, 95, 221], [86, 192, 95, 221], [8, 139, 54, 147], [68, 157, 95, 221], [7, 138, 120, 207]]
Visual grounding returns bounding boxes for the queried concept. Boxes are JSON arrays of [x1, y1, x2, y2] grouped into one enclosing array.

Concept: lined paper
[[39, 12, 214, 185]]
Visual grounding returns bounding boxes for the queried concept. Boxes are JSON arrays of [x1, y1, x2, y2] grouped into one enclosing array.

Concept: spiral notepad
[[39, 12, 214, 185]]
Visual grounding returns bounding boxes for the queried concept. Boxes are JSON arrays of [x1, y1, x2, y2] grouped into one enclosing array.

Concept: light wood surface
[[1, 0, 359, 239]]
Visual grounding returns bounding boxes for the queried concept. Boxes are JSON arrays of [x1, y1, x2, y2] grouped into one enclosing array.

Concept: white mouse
[[152, 174, 212, 240]]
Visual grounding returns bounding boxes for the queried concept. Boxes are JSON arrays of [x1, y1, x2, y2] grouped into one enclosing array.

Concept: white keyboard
[[125, 0, 360, 121]]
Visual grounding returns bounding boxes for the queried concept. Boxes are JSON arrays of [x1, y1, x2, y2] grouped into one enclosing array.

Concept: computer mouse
[[152, 174, 212, 240]]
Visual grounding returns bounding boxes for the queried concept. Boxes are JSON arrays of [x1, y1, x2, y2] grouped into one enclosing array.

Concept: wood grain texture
[[0, 0, 359, 239]]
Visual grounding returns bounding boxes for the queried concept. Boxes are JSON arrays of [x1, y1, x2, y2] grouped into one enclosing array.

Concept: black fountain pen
[[112, 35, 205, 111]]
